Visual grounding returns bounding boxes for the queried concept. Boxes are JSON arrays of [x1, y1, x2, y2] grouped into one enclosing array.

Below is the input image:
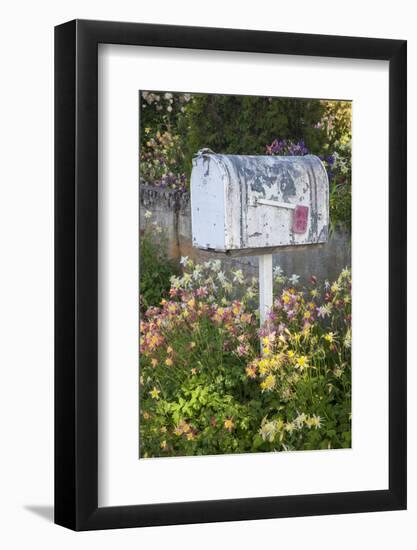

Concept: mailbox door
[[244, 156, 328, 248]]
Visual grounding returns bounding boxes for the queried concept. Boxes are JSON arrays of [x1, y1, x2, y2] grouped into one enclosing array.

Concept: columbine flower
[[331, 282, 341, 293], [217, 271, 227, 284], [285, 421, 296, 434], [144, 210, 152, 219], [192, 265, 202, 280], [211, 259, 222, 272], [149, 387, 160, 400], [344, 329, 352, 349], [180, 256, 189, 266], [259, 418, 281, 442], [317, 303, 332, 318], [232, 269, 244, 284], [309, 415, 322, 429], [294, 412, 307, 428], [196, 286, 208, 297], [170, 275, 181, 289], [224, 418, 234, 432], [260, 374, 276, 392], [246, 365, 257, 379], [289, 274, 300, 285], [236, 344, 249, 357], [324, 332, 336, 344], [165, 357, 173, 366], [273, 265, 283, 277], [295, 356, 308, 371]]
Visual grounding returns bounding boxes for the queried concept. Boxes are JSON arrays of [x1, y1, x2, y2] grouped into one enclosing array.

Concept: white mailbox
[[191, 149, 329, 254]]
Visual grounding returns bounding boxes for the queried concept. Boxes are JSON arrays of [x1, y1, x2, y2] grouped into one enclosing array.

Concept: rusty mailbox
[[190, 149, 329, 254]]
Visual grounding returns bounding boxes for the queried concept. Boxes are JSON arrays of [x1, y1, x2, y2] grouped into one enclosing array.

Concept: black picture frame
[[55, 19, 407, 531]]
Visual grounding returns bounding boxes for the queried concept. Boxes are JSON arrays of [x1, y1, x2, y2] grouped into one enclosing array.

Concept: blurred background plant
[[140, 91, 351, 230]]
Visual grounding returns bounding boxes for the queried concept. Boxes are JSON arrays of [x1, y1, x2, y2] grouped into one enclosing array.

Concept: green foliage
[[183, 94, 327, 179], [139, 216, 178, 312], [139, 259, 351, 457]]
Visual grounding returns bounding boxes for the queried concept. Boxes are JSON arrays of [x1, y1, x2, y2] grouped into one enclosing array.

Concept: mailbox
[[190, 149, 329, 254]]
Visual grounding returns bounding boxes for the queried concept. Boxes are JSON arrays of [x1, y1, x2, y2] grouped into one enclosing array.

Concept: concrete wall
[[140, 184, 351, 283]]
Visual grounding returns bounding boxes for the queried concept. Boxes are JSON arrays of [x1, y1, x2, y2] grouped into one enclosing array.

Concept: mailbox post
[[190, 149, 329, 330]]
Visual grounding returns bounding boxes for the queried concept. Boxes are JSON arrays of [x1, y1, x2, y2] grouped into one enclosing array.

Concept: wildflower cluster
[[140, 258, 351, 457], [140, 91, 191, 191]]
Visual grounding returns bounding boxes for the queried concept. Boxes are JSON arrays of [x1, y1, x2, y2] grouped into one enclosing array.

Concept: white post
[[259, 254, 273, 327]]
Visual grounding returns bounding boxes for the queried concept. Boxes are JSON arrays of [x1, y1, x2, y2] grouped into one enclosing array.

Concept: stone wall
[[140, 184, 351, 283]]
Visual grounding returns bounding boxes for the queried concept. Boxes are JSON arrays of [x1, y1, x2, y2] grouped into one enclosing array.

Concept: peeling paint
[[190, 151, 329, 254]]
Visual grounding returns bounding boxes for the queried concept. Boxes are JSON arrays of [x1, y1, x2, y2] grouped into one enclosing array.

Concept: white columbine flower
[[294, 413, 307, 429], [273, 265, 283, 277], [232, 269, 244, 284], [212, 259, 222, 272], [317, 303, 332, 318], [170, 275, 181, 289], [217, 271, 227, 284], [192, 265, 202, 280], [289, 274, 300, 285], [144, 210, 152, 219], [180, 256, 189, 266]]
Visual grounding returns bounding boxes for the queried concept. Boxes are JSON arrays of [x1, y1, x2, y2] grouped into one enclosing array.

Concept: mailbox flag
[[292, 205, 309, 234]]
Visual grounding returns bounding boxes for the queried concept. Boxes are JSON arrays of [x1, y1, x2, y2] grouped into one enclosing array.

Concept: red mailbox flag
[[293, 205, 309, 234]]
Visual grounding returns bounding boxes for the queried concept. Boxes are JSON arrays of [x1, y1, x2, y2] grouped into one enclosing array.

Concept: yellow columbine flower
[[165, 357, 173, 366], [151, 358, 158, 368], [258, 359, 270, 375], [149, 387, 160, 400], [181, 422, 190, 433], [186, 432, 195, 441], [303, 310, 312, 320], [224, 418, 234, 431], [324, 332, 335, 343], [285, 421, 296, 434], [167, 346, 173, 354], [246, 366, 257, 379], [263, 346, 271, 356], [260, 374, 276, 392], [296, 356, 308, 370], [191, 368, 197, 375]]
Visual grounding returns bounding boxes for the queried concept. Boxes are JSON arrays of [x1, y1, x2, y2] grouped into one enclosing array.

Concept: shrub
[[139, 260, 351, 457]]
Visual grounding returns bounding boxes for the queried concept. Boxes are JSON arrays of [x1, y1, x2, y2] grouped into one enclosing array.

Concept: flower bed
[[139, 258, 351, 457]]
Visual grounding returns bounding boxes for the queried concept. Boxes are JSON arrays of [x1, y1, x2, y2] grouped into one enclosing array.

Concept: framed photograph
[[55, 19, 406, 530]]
